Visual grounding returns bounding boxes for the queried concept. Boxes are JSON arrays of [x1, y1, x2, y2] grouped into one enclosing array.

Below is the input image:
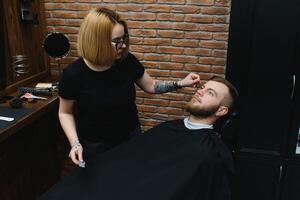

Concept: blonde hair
[[77, 7, 129, 66]]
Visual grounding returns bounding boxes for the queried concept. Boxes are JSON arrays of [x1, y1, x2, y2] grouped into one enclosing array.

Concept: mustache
[[191, 95, 201, 103]]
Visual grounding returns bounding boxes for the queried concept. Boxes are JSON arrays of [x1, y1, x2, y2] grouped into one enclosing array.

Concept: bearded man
[[39, 76, 238, 200]]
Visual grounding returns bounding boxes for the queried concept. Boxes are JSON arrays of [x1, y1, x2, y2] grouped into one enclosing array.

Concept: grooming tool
[[0, 116, 14, 122], [20, 92, 47, 100], [78, 160, 86, 168]]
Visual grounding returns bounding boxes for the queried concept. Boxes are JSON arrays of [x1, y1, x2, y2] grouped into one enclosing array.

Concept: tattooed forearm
[[154, 80, 180, 93]]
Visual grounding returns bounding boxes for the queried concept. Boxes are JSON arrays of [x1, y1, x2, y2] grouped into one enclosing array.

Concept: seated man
[[39, 76, 238, 200]]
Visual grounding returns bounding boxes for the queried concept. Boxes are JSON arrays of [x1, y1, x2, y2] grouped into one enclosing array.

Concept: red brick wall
[[44, 0, 231, 130]]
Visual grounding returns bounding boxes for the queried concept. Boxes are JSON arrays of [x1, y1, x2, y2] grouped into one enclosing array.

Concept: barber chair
[[214, 111, 239, 151]]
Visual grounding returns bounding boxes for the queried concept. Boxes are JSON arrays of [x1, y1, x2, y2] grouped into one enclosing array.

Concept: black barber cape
[[39, 120, 234, 200]]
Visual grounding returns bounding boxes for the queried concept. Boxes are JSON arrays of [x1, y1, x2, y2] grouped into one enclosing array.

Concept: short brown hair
[[77, 7, 129, 66], [209, 76, 238, 110]]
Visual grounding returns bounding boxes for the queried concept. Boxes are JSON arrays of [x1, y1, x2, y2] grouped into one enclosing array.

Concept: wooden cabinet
[[0, 107, 61, 200], [0, 0, 49, 93], [0, 1, 62, 199]]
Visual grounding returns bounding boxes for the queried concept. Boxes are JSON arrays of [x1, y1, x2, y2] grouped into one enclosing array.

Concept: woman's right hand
[[69, 141, 84, 165]]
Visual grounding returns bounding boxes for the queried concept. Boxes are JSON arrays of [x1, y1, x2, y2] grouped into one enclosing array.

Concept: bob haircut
[[77, 7, 129, 66]]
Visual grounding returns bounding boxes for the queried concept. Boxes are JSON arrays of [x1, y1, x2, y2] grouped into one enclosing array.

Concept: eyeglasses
[[111, 34, 129, 50]]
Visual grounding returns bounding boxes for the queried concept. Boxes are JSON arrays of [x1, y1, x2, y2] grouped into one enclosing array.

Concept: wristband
[[71, 139, 82, 150]]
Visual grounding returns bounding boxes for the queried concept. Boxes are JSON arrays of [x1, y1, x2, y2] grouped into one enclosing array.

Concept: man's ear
[[216, 106, 228, 117]]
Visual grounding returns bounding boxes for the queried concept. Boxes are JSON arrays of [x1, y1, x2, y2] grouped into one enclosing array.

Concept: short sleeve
[[127, 52, 145, 80], [58, 67, 77, 100]]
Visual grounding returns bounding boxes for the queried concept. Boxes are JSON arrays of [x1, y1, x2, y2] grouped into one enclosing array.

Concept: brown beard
[[185, 101, 220, 118]]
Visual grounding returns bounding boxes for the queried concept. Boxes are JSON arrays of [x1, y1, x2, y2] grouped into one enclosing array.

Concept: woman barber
[[58, 7, 200, 166]]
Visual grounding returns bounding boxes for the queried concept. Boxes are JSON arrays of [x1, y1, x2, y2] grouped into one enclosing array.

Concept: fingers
[[192, 73, 200, 81], [188, 73, 201, 85], [78, 149, 84, 162], [69, 147, 84, 165], [69, 150, 79, 165], [180, 73, 201, 87]]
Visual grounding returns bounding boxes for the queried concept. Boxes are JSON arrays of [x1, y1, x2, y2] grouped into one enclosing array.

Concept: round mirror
[[43, 32, 70, 58]]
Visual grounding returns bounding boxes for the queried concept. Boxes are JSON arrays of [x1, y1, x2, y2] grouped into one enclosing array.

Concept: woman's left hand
[[178, 73, 200, 87]]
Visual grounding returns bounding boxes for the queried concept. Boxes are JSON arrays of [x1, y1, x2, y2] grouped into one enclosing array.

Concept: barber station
[[0, 1, 299, 200]]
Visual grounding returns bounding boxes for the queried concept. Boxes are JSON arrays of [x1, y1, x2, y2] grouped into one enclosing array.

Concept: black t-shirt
[[59, 52, 144, 143]]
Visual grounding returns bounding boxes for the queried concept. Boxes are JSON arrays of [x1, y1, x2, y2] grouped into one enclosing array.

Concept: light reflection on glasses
[[111, 34, 129, 50]]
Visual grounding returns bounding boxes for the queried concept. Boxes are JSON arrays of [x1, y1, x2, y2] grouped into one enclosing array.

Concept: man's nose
[[196, 89, 204, 96]]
